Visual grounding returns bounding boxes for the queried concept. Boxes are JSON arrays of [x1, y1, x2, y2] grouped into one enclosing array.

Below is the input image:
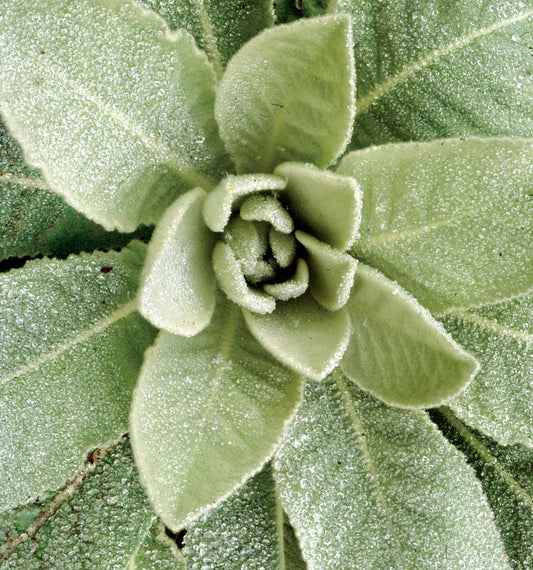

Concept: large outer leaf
[[0, 119, 149, 263], [0, 438, 182, 569], [274, 373, 509, 569], [0, 243, 157, 508], [215, 15, 355, 173], [439, 290, 533, 447], [434, 409, 533, 569], [184, 464, 306, 569], [137, 0, 274, 74], [130, 294, 303, 531], [337, 138, 533, 313], [342, 263, 479, 408], [0, 0, 229, 232], [333, 0, 533, 148]]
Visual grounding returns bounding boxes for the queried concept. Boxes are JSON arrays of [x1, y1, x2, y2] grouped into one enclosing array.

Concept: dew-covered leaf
[[439, 290, 533, 447], [338, 138, 533, 313], [433, 408, 533, 569], [274, 373, 509, 569], [184, 463, 306, 569], [127, 519, 185, 569], [333, 0, 533, 148], [215, 15, 355, 173], [130, 294, 303, 531], [0, 438, 181, 569], [274, 162, 362, 251], [0, 118, 150, 263], [137, 0, 274, 75], [342, 263, 479, 408], [0, 0, 229, 232], [138, 188, 216, 336], [0, 243, 157, 508], [243, 294, 351, 380]]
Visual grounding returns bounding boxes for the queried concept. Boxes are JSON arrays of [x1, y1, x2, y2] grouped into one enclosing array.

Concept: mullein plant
[[0, 0, 532, 567]]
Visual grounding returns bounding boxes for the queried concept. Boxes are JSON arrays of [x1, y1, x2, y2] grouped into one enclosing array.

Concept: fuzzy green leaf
[[0, 244, 157, 508], [138, 188, 216, 336], [243, 294, 351, 380], [264, 258, 310, 301], [130, 295, 303, 531], [342, 263, 479, 408], [215, 15, 355, 173], [184, 464, 306, 569], [338, 138, 533, 313], [434, 409, 533, 570], [0, 119, 149, 262], [274, 162, 362, 251], [0, 438, 181, 569], [439, 290, 533, 447], [137, 0, 274, 74], [333, 0, 533, 148], [274, 374, 510, 569], [127, 519, 185, 569], [0, 0, 229, 232]]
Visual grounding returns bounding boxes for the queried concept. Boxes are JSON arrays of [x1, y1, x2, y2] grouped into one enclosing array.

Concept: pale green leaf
[[137, 0, 274, 74], [434, 409, 533, 570], [127, 519, 185, 570], [264, 258, 310, 301], [203, 174, 287, 233], [439, 290, 533, 446], [0, 0, 229, 232], [270, 229, 297, 268], [243, 294, 351, 380], [138, 188, 216, 336], [274, 162, 362, 251], [274, 373, 510, 569], [0, 438, 179, 569], [295, 231, 357, 311], [240, 194, 294, 234], [338, 138, 533, 312], [224, 217, 269, 277], [342, 263, 479, 408], [212, 241, 276, 314], [215, 15, 355, 173], [0, 118, 149, 262], [0, 243, 157, 508], [333, 0, 533, 147], [130, 295, 303, 531], [184, 464, 306, 569]]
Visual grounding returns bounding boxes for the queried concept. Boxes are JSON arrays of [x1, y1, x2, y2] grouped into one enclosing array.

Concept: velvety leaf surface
[[0, 438, 180, 569], [137, 0, 274, 74], [127, 519, 185, 569], [184, 464, 306, 569], [138, 188, 216, 336], [333, 0, 533, 148], [274, 373, 509, 569], [342, 263, 479, 408], [0, 119, 149, 263], [439, 290, 533, 447], [130, 294, 303, 531], [215, 15, 355, 173], [338, 138, 533, 313], [0, 0, 229, 232], [0, 243, 157, 508], [434, 409, 533, 569]]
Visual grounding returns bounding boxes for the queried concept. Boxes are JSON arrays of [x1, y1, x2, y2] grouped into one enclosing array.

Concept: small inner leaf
[[224, 217, 269, 276], [269, 228, 297, 268], [203, 174, 287, 232], [212, 241, 276, 314], [295, 231, 357, 311], [240, 194, 294, 234], [264, 258, 310, 301]]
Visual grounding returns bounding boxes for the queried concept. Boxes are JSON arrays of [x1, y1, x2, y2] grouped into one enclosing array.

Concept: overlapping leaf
[[439, 290, 533, 447], [333, 0, 533, 147], [0, 243, 156, 508], [0, 438, 182, 569], [275, 374, 509, 569], [184, 464, 305, 569], [130, 294, 303, 530], [338, 138, 533, 312], [0, 0, 229, 232]]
